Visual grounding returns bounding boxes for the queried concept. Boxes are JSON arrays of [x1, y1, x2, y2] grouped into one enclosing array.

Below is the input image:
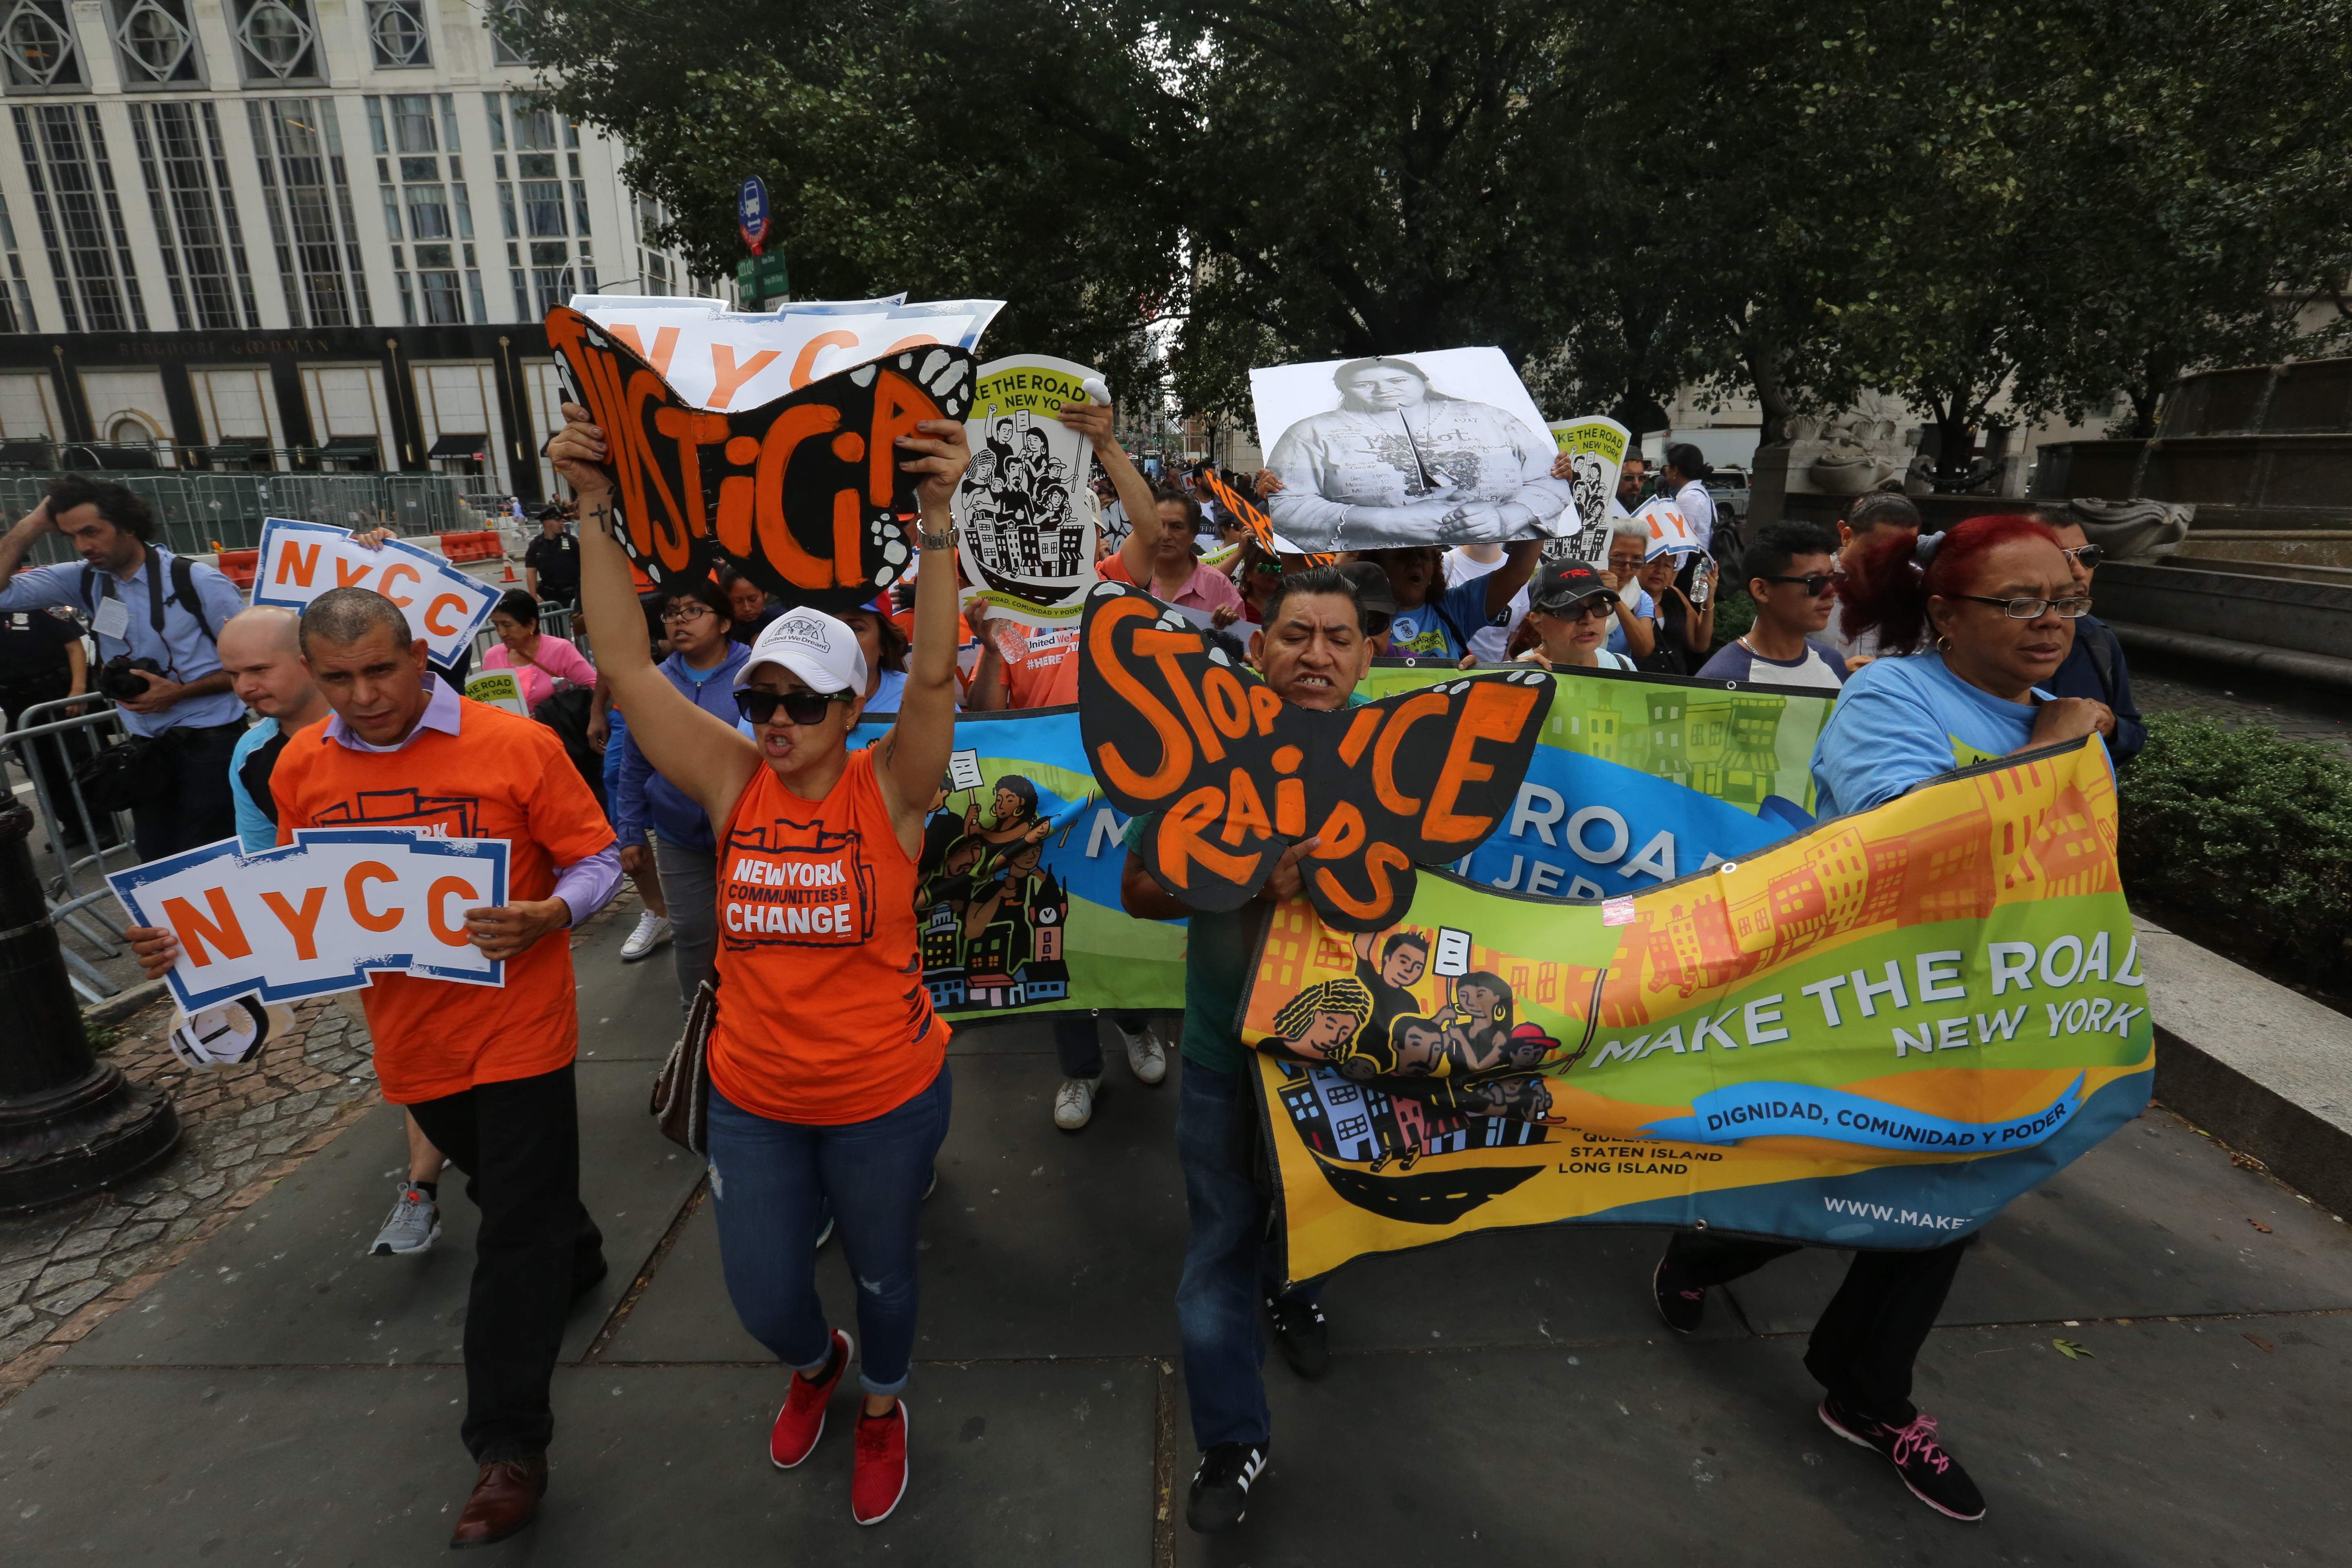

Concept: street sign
[[734, 252, 791, 310], [737, 174, 770, 256]]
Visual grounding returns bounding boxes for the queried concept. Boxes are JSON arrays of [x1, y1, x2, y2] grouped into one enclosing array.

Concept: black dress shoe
[[450, 1455, 548, 1549]]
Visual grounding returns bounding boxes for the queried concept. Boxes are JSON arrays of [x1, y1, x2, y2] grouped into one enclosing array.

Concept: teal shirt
[[1122, 687, 1368, 1076]]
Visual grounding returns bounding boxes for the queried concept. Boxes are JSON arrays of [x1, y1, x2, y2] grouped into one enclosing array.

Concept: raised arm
[[875, 419, 972, 836], [1059, 399, 1159, 587], [1483, 538, 1541, 617], [548, 403, 761, 830]]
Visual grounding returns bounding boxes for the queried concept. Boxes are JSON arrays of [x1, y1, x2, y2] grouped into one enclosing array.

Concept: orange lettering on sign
[[867, 369, 939, 506], [608, 323, 678, 376], [259, 886, 325, 961], [1089, 599, 1193, 799], [791, 331, 858, 390], [753, 403, 846, 590], [274, 541, 319, 587], [333, 557, 373, 588], [1220, 768, 1273, 846], [378, 562, 421, 607], [1372, 692, 1448, 816], [1424, 681, 1539, 844], [345, 862, 402, 932], [1158, 784, 1256, 889], [423, 593, 466, 637], [1315, 843, 1410, 922], [427, 876, 476, 947], [708, 346, 782, 409], [161, 886, 251, 968]]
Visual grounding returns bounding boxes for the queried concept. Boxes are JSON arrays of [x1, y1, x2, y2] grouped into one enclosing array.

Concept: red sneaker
[[850, 1401, 910, 1525], [770, 1329, 851, 1469]]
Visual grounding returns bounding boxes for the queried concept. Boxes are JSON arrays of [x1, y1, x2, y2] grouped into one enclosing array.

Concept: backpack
[[77, 548, 223, 659]]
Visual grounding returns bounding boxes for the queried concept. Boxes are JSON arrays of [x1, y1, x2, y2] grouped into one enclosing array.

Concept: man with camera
[[0, 474, 246, 861]]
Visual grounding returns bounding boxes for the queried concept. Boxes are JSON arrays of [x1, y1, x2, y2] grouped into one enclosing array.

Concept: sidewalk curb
[[2140, 922, 2352, 1220], [82, 978, 165, 1027]]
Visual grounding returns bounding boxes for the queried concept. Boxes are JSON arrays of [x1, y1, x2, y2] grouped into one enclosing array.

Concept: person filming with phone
[[0, 474, 246, 860]]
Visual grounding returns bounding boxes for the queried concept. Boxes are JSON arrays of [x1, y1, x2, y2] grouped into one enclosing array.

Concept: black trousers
[[1053, 1012, 1150, 1079], [405, 1064, 606, 1462], [1661, 1230, 1968, 1425], [129, 719, 245, 862]]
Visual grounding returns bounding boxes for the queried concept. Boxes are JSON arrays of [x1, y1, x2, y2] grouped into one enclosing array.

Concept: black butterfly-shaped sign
[[545, 307, 976, 611], [1198, 467, 1337, 567], [1076, 580, 1554, 931]]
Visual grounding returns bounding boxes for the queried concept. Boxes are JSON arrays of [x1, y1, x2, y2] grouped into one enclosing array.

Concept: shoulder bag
[[650, 977, 717, 1154]]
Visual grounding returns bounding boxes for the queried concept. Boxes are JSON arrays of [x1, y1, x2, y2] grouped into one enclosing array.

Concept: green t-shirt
[[1120, 687, 1367, 1076]]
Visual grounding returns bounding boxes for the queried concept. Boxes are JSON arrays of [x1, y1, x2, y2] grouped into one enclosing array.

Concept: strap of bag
[[169, 554, 219, 644]]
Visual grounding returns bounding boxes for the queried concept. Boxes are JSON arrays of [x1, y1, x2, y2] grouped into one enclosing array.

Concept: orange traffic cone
[[502, 564, 519, 582]]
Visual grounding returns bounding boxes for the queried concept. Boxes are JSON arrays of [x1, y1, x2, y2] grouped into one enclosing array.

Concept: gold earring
[[1936, 634, 1952, 653]]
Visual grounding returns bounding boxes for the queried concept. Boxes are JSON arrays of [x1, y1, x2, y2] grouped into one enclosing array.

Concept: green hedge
[[2117, 714, 2352, 974]]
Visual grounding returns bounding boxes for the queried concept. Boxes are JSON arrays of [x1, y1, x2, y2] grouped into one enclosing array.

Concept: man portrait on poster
[[1257, 351, 1573, 552]]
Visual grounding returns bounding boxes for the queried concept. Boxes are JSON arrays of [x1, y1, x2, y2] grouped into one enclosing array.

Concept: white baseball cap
[[735, 607, 869, 697]]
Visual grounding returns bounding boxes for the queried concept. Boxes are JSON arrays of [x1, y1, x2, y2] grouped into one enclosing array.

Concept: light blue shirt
[[0, 545, 245, 736], [1811, 651, 2065, 817], [1604, 587, 1657, 655], [229, 716, 281, 853]]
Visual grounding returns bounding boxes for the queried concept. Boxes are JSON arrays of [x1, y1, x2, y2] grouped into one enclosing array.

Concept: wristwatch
[[919, 521, 954, 552]]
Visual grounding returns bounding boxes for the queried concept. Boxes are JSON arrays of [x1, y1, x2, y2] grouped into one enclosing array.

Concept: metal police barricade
[[0, 693, 141, 1002], [466, 599, 586, 675]]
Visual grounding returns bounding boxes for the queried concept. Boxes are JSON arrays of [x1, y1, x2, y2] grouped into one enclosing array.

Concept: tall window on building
[[0, 0, 81, 89], [503, 96, 590, 315], [0, 194, 34, 331], [229, 0, 320, 84], [108, 0, 204, 86], [486, 0, 530, 67], [364, 0, 428, 67], [9, 103, 145, 332], [247, 98, 370, 327], [127, 102, 256, 330], [364, 92, 481, 327], [633, 192, 673, 297]]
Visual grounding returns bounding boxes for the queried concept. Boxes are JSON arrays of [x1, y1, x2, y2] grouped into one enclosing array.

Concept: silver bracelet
[[919, 524, 954, 551]]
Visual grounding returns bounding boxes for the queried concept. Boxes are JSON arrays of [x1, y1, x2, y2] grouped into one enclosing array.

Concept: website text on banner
[[1237, 735, 2152, 1286]]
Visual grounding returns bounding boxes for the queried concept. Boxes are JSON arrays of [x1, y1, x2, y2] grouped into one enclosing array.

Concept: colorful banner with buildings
[[1237, 735, 2151, 1285]]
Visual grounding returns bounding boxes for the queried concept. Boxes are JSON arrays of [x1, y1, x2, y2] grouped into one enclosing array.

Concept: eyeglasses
[[1758, 572, 1846, 597], [735, 688, 855, 726], [661, 604, 714, 624], [1535, 595, 1617, 622], [2060, 544, 2105, 570], [1956, 594, 2094, 619]]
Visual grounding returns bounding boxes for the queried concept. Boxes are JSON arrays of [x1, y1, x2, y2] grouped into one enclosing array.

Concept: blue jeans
[[1175, 1057, 1321, 1451], [706, 1067, 952, 1396], [1053, 1012, 1150, 1079]]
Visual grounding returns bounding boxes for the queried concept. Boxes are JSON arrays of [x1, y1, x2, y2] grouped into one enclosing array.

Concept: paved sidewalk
[[3, 911, 2348, 1565]]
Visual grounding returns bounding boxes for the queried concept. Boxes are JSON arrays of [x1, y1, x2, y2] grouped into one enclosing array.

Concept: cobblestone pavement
[[0, 887, 641, 1405]]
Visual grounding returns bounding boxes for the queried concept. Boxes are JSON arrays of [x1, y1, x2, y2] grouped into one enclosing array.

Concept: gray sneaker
[[371, 1183, 441, 1256]]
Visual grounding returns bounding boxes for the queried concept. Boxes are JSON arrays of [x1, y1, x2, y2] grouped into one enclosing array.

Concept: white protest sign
[[108, 829, 511, 1012], [566, 293, 1005, 413], [953, 354, 1102, 629], [464, 670, 530, 717], [250, 519, 499, 671], [1633, 497, 1701, 559]]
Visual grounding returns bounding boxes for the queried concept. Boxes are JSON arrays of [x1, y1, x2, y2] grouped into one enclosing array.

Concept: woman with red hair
[[1644, 513, 2113, 1527], [1812, 512, 2114, 814]]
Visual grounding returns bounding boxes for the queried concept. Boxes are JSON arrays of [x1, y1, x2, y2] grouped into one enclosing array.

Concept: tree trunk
[[1741, 331, 1794, 446]]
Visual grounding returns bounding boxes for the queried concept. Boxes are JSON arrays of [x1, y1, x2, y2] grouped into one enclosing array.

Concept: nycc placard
[[1238, 736, 2152, 1285], [250, 519, 499, 670]]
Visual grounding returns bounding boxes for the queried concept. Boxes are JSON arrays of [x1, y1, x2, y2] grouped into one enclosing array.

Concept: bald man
[[220, 606, 333, 855]]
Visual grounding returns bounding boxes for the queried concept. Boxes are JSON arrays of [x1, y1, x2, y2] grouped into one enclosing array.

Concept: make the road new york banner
[[1237, 735, 2152, 1287], [852, 708, 1187, 1021]]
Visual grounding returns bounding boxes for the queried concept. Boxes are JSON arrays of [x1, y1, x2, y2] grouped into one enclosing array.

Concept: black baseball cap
[[1528, 561, 1619, 614], [1337, 561, 1399, 634]]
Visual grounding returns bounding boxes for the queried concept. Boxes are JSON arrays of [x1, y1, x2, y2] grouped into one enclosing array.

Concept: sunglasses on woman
[[1758, 572, 1846, 597], [734, 688, 856, 726], [1535, 594, 1619, 622]]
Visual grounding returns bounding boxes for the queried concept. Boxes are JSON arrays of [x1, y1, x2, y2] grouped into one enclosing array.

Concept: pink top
[[483, 634, 597, 712], [1099, 553, 1245, 616]]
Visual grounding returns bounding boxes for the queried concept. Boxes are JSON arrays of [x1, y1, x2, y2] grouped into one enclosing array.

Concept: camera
[[98, 654, 165, 702]]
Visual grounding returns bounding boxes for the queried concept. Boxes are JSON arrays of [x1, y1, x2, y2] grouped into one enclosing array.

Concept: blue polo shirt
[[0, 546, 243, 736]]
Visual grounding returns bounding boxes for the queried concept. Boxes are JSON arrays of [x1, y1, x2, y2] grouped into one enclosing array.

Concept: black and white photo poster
[[1250, 348, 1572, 553]]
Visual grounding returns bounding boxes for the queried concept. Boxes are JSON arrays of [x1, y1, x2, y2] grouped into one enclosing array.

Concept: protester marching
[[14, 263, 2325, 1563]]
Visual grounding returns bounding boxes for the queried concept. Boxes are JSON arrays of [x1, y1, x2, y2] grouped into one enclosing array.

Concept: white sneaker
[[620, 911, 673, 961], [1054, 1076, 1097, 1131], [1120, 1022, 1167, 1085]]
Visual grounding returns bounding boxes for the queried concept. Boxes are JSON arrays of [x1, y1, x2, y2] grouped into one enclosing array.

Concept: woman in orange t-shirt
[[552, 401, 967, 1528]]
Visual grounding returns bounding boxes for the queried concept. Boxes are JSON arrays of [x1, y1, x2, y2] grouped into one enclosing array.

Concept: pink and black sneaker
[[851, 1400, 910, 1525], [771, 1329, 852, 1469], [1820, 1395, 1987, 1521], [1652, 1254, 1708, 1334]]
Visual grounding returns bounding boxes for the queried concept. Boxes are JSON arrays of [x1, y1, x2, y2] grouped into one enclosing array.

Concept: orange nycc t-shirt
[[270, 699, 616, 1104], [709, 747, 948, 1125]]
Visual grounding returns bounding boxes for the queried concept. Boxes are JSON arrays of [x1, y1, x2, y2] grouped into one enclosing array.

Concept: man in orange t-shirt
[[132, 586, 620, 1549]]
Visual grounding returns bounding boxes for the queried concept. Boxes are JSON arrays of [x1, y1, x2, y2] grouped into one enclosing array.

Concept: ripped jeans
[[706, 1067, 952, 1397]]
